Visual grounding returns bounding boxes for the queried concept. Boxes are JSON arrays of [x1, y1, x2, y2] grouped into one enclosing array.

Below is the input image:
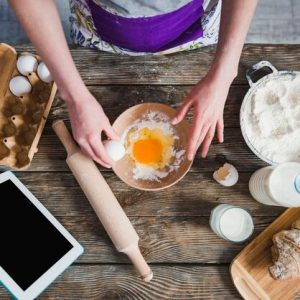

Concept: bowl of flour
[[240, 61, 300, 164]]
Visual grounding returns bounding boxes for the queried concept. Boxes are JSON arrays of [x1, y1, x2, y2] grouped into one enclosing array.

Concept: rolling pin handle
[[52, 120, 79, 156], [123, 245, 153, 282]]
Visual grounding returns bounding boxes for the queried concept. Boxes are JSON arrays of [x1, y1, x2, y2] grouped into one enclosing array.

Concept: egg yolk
[[126, 127, 175, 169], [133, 138, 162, 164]]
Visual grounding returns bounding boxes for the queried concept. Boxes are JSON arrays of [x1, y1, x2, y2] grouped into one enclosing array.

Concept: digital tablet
[[0, 171, 84, 300]]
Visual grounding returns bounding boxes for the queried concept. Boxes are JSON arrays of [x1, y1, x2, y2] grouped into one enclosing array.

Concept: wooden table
[[1, 44, 300, 299]]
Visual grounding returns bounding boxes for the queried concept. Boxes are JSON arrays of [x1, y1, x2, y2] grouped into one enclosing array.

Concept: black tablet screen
[[0, 180, 73, 290]]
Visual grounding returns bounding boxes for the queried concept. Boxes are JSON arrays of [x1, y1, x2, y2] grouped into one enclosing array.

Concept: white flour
[[244, 75, 300, 163], [122, 110, 178, 138]]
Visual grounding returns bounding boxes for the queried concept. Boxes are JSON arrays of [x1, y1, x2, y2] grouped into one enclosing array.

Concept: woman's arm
[[173, 0, 258, 160], [9, 0, 118, 168]]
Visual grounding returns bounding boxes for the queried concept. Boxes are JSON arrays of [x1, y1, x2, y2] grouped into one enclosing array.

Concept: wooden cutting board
[[230, 208, 300, 300]]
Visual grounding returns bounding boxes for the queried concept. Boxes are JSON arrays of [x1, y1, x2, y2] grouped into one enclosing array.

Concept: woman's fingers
[[217, 117, 224, 143], [190, 123, 210, 160], [88, 134, 114, 167], [172, 100, 192, 125], [196, 123, 211, 149], [201, 123, 216, 158], [79, 141, 111, 168], [187, 114, 205, 160], [104, 125, 120, 141]]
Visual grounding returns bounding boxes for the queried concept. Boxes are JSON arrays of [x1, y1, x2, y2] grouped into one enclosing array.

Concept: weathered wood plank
[[6, 172, 283, 217], [15, 45, 300, 85], [52, 216, 277, 264], [1, 83, 268, 172], [50, 85, 247, 128], [0, 127, 268, 173], [30, 126, 269, 172], [2, 82, 267, 173], [0, 265, 241, 299]]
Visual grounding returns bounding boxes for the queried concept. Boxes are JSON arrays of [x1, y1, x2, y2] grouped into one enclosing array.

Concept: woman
[[9, 0, 257, 168]]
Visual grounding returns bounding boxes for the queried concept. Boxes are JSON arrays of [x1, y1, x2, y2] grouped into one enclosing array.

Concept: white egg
[[37, 62, 53, 83], [9, 76, 32, 97], [16, 55, 38, 76], [103, 140, 125, 162]]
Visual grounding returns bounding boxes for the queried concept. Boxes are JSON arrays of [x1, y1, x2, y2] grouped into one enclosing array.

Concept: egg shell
[[213, 163, 239, 187], [103, 140, 125, 161], [16, 55, 38, 76], [37, 62, 53, 83], [9, 76, 32, 97]]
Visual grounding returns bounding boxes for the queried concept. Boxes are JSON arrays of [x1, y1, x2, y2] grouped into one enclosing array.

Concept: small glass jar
[[209, 204, 254, 243]]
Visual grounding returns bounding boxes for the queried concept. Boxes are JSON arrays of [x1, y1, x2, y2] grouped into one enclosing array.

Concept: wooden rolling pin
[[52, 120, 153, 282]]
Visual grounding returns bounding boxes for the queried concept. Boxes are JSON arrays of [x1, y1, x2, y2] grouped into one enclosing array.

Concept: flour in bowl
[[243, 75, 300, 163]]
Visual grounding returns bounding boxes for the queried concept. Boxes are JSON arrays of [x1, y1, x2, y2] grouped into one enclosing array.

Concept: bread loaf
[[269, 219, 300, 280]]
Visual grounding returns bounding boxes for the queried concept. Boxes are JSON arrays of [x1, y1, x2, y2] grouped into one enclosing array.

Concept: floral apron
[[69, 0, 221, 55]]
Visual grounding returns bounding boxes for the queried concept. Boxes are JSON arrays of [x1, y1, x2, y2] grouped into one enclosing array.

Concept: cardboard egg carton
[[0, 43, 57, 169]]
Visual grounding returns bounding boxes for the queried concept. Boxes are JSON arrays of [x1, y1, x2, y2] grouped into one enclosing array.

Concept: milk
[[210, 204, 254, 242], [249, 162, 300, 207]]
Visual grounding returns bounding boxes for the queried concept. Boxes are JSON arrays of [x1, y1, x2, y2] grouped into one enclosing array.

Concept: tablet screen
[[0, 179, 73, 291]]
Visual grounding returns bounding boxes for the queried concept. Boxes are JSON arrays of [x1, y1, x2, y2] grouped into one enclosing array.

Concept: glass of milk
[[209, 204, 254, 243]]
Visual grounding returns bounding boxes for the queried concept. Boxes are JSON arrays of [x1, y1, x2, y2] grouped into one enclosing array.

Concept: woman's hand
[[172, 70, 232, 160], [66, 90, 119, 168], [171, 0, 257, 161]]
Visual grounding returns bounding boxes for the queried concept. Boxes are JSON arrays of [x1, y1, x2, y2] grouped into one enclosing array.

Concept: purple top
[[87, 0, 204, 53]]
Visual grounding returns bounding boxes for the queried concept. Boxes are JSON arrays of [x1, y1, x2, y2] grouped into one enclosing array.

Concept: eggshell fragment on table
[[9, 76, 32, 97], [213, 163, 239, 187], [103, 140, 126, 162], [16, 55, 38, 76]]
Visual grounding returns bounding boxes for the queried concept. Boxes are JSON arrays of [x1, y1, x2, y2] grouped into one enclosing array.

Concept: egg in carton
[[0, 43, 57, 169]]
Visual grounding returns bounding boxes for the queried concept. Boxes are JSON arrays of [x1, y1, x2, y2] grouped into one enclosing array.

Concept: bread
[[269, 219, 300, 280]]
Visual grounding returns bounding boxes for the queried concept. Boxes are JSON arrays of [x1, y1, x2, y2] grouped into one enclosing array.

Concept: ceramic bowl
[[112, 103, 192, 191]]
